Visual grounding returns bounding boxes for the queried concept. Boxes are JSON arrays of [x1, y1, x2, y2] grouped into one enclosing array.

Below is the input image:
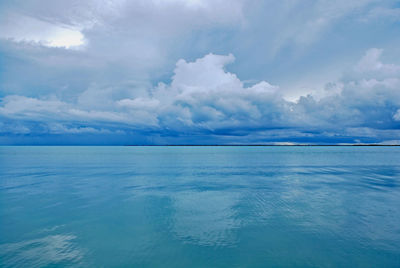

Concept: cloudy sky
[[1, 0, 400, 145]]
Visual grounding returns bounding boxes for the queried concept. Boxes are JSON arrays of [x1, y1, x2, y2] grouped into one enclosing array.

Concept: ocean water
[[0, 146, 399, 267]]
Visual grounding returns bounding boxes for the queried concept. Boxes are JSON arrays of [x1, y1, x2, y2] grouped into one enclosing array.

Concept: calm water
[[0, 146, 400, 267]]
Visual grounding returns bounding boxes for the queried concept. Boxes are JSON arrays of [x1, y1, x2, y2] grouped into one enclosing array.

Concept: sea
[[1, 146, 399, 267]]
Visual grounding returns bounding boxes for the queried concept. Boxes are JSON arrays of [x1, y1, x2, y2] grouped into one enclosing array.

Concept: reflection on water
[[0, 235, 83, 267], [0, 146, 400, 267], [171, 191, 240, 247]]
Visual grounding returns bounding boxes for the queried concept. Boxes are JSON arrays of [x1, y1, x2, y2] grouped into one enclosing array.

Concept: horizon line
[[2, 144, 400, 146]]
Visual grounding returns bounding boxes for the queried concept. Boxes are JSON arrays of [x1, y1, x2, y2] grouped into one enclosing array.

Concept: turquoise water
[[1, 146, 400, 267]]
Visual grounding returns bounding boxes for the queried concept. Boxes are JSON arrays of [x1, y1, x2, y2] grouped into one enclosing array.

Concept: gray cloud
[[1, 0, 400, 144], [1, 48, 400, 144]]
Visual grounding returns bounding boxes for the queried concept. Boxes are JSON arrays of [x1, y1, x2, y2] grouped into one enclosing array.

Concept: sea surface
[[0, 146, 400, 267]]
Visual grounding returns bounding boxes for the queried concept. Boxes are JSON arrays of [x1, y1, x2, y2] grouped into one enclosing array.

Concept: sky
[[0, 0, 400, 145]]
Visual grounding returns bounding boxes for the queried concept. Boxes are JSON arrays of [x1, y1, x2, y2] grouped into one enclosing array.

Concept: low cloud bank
[[1, 48, 400, 144]]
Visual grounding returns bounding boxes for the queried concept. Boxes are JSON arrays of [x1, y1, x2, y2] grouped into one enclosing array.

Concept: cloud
[[1, 0, 399, 145], [0, 95, 158, 127], [253, 0, 380, 54], [356, 48, 400, 77], [394, 110, 400, 121], [0, 13, 85, 49], [0, 53, 284, 133], [47, 123, 125, 135], [361, 7, 400, 23], [147, 53, 285, 131], [0, 95, 67, 118], [0, 0, 245, 51], [0, 0, 248, 102], [1, 0, 398, 100], [1, 48, 400, 144]]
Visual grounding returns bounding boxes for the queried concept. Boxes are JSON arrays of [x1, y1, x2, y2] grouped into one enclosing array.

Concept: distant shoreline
[[125, 144, 400, 146], [2, 144, 400, 146]]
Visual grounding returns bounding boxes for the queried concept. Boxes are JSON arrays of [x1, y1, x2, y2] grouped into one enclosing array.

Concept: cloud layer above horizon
[[1, 0, 400, 144]]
